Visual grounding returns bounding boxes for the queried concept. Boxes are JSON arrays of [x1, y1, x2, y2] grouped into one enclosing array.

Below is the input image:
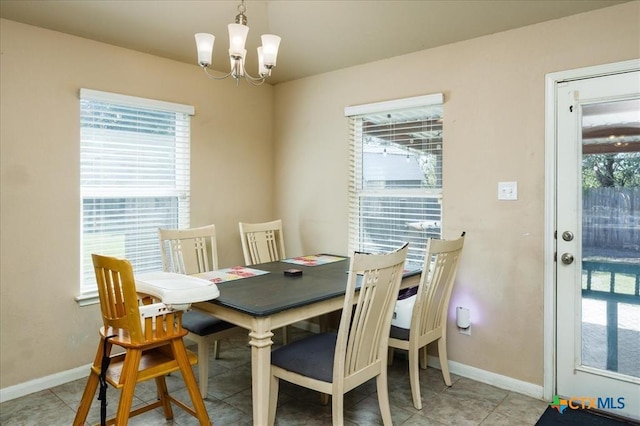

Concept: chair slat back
[[415, 236, 465, 336], [92, 253, 145, 342], [92, 253, 185, 345], [239, 220, 286, 265], [336, 243, 409, 384], [158, 225, 219, 274]]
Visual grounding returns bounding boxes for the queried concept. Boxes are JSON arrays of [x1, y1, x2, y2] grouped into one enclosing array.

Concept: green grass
[[582, 270, 638, 295]]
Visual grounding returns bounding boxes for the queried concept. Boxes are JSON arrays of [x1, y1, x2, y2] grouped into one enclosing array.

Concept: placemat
[[197, 266, 269, 283], [281, 254, 347, 266]]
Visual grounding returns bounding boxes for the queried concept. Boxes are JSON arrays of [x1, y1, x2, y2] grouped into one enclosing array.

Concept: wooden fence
[[583, 187, 640, 253]]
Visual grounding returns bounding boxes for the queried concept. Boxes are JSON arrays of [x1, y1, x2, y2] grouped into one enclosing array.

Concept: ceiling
[[0, 0, 630, 85]]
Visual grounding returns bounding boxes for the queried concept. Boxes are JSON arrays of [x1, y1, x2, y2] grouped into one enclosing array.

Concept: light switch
[[498, 181, 518, 200]]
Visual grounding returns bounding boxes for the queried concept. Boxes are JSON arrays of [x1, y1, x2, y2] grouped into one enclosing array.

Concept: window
[[345, 94, 444, 270], [78, 89, 194, 301]]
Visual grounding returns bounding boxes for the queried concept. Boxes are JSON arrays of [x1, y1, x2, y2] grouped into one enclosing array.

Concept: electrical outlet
[[459, 326, 471, 335], [498, 181, 518, 200]]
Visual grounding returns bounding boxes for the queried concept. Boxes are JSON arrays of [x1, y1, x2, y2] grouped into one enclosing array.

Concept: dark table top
[[206, 258, 352, 316]]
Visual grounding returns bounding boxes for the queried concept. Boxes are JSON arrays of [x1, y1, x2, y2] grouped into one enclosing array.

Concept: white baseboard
[[0, 351, 545, 405], [0, 364, 91, 404], [426, 355, 545, 400]]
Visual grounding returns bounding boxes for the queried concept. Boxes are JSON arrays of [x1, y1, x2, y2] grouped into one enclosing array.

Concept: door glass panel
[[581, 98, 640, 378]]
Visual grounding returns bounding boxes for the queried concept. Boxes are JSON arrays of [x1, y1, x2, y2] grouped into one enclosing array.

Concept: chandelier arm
[[202, 67, 235, 81], [240, 64, 269, 83], [243, 76, 267, 86]]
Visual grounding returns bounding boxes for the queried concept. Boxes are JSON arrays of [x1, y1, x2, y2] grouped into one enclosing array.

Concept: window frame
[[76, 89, 194, 305], [345, 93, 444, 269]]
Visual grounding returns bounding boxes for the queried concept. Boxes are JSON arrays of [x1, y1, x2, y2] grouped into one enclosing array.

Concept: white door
[[556, 68, 640, 420]]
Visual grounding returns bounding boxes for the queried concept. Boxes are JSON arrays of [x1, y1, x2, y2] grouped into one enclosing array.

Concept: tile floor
[[0, 328, 549, 425]]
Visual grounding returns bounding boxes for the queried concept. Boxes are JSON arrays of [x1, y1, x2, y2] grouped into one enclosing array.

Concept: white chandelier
[[195, 0, 281, 86]]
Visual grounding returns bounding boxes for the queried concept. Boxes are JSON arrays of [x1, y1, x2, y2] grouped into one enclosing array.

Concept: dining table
[[192, 254, 421, 426]]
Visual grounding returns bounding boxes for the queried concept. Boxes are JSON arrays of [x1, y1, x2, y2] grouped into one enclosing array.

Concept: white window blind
[[345, 94, 444, 270], [79, 89, 193, 299]]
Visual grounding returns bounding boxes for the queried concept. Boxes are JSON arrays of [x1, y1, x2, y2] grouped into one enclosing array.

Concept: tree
[[582, 152, 640, 188]]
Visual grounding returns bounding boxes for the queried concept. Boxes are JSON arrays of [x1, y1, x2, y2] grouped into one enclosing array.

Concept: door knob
[[561, 253, 574, 265]]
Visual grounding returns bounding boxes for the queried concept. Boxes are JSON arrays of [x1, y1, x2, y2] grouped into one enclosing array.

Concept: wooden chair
[[238, 219, 290, 343], [268, 243, 409, 426], [238, 219, 286, 265], [388, 234, 465, 410], [158, 224, 238, 396], [73, 254, 211, 426]]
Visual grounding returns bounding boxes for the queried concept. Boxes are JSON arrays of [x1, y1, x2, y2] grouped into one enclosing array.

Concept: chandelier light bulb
[[194, 33, 215, 67], [228, 23, 249, 58], [261, 34, 281, 67], [257, 46, 267, 76]]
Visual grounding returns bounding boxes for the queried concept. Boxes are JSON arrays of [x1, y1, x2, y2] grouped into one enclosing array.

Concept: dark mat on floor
[[536, 406, 639, 425]]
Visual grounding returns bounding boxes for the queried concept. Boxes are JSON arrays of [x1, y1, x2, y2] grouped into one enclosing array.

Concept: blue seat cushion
[[390, 325, 410, 341], [271, 332, 337, 383], [182, 309, 236, 336]]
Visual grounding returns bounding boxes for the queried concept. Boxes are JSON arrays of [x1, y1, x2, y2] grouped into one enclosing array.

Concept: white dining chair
[[238, 219, 286, 265], [238, 219, 291, 343], [158, 224, 239, 396], [388, 233, 465, 409], [268, 243, 409, 425]]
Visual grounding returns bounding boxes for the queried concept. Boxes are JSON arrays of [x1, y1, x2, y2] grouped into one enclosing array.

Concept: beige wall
[[272, 1, 640, 386], [1, 1, 638, 394], [0, 19, 274, 388]]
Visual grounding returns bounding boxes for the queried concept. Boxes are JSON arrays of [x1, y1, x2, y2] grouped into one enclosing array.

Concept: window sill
[[75, 292, 99, 307]]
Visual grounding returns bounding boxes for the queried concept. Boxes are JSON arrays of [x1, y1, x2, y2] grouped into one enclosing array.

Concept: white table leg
[[249, 317, 274, 426]]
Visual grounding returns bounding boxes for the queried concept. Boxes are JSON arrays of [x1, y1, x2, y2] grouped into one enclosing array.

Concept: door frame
[[543, 58, 640, 402]]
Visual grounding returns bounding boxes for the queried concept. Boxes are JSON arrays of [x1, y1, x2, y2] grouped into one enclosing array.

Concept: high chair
[[73, 254, 211, 426]]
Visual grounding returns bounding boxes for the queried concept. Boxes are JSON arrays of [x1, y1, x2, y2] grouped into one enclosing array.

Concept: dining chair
[[238, 219, 290, 343], [238, 219, 286, 265], [268, 243, 409, 426], [388, 233, 465, 410], [158, 224, 238, 396], [73, 254, 211, 426]]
